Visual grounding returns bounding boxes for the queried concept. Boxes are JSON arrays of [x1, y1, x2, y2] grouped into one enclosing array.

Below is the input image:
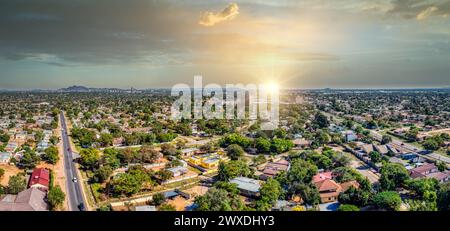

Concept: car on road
[[72, 177, 77, 183], [78, 203, 85, 211]]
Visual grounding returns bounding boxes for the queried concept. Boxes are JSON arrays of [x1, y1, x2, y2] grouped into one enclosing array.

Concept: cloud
[[416, 6, 439, 20], [387, 0, 450, 20], [199, 3, 239, 26]]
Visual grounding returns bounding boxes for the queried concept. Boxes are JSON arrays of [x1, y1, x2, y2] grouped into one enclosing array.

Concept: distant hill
[[59, 85, 90, 92]]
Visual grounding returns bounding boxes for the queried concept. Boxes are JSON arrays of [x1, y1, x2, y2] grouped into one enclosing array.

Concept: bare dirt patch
[[0, 164, 23, 186]]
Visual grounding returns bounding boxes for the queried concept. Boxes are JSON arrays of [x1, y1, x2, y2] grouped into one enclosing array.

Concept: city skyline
[[1, 0, 450, 89]]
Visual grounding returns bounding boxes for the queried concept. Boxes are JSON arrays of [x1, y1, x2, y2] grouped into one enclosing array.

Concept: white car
[[72, 177, 78, 183]]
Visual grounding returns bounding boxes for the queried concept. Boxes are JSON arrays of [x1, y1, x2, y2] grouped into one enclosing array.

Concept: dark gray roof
[[0, 188, 48, 211]]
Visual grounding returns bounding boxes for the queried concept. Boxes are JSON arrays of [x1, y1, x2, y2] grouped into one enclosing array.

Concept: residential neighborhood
[[1, 88, 449, 212]]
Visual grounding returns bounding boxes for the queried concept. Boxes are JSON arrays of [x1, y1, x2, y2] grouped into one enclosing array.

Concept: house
[[260, 159, 290, 180], [180, 148, 199, 157], [28, 168, 50, 191], [329, 124, 344, 133], [312, 172, 333, 183], [312, 172, 359, 203], [410, 163, 449, 182], [410, 163, 439, 179], [0, 188, 48, 211], [134, 205, 156, 211], [314, 179, 342, 203], [374, 145, 389, 155], [113, 137, 124, 146], [36, 141, 49, 150], [340, 180, 360, 192], [361, 144, 374, 154], [0, 152, 11, 163], [426, 171, 450, 183], [401, 153, 419, 161], [230, 177, 261, 197], [342, 130, 358, 142], [187, 153, 228, 172], [292, 139, 311, 149], [167, 166, 188, 177]]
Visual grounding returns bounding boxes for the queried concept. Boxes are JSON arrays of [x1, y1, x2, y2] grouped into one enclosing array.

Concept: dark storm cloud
[[0, 0, 197, 65]]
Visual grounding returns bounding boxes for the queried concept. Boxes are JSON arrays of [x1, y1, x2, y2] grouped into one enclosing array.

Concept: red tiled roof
[[340, 180, 360, 192], [28, 168, 50, 189], [312, 172, 333, 184], [315, 179, 342, 193]]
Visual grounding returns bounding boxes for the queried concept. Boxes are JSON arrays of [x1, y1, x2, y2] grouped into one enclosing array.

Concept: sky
[[1, 0, 450, 89]]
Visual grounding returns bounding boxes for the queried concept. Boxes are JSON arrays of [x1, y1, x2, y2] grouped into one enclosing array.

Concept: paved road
[[60, 112, 86, 211], [369, 130, 450, 164], [349, 160, 380, 184]]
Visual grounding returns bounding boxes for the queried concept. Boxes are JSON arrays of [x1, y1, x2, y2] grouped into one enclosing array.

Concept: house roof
[[314, 179, 342, 193], [340, 181, 360, 192], [230, 177, 261, 193], [361, 144, 374, 154], [410, 163, 437, 175], [135, 205, 156, 211], [375, 145, 389, 154], [426, 171, 450, 182], [312, 172, 333, 184], [0, 188, 48, 211], [293, 139, 310, 146], [263, 160, 290, 176], [28, 168, 50, 188]]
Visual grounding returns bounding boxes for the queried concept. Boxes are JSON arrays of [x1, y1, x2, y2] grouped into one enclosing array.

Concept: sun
[[263, 81, 279, 94]]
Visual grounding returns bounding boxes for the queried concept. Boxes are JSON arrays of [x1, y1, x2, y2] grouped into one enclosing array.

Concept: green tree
[[159, 203, 177, 211], [101, 148, 120, 169], [98, 133, 113, 147], [437, 161, 447, 172], [313, 112, 330, 129], [19, 149, 40, 169], [292, 183, 320, 206], [286, 159, 318, 184], [253, 154, 267, 166], [422, 138, 440, 151], [160, 143, 178, 156], [8, 174, 26, 194], [218, 160, 252, 181], [372, 191, 402, 211], [110, 170, 150, 197], [257, 178, 282, 210], [226, 144, 244, 160], [254, 137, 271, 153], [369, 151, 381, 163], [214, 181, 240, 195], [0, 168, 4, 180], [152, 193, 166, 206], [306, 152, 332, 170], [80, 148, 100, 170], [437, 182, 450, 211], [407, 178, 438, 200], [43, 146, 59, 164], [379, 163, 410, 191], [47, 185, 65, 210], [337, 204, 360, 211], [381, 135, 392, 145], [157, 170, 174, 181], [195, 188, 245, 211], [270, 138, 294, 154], [338, 186, 371, 207], [93, 166, 113, 183], [219, 133, 251, 148]]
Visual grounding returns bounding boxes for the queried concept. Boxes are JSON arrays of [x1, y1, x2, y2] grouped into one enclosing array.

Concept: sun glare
[[263, 81, 279, 94]]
